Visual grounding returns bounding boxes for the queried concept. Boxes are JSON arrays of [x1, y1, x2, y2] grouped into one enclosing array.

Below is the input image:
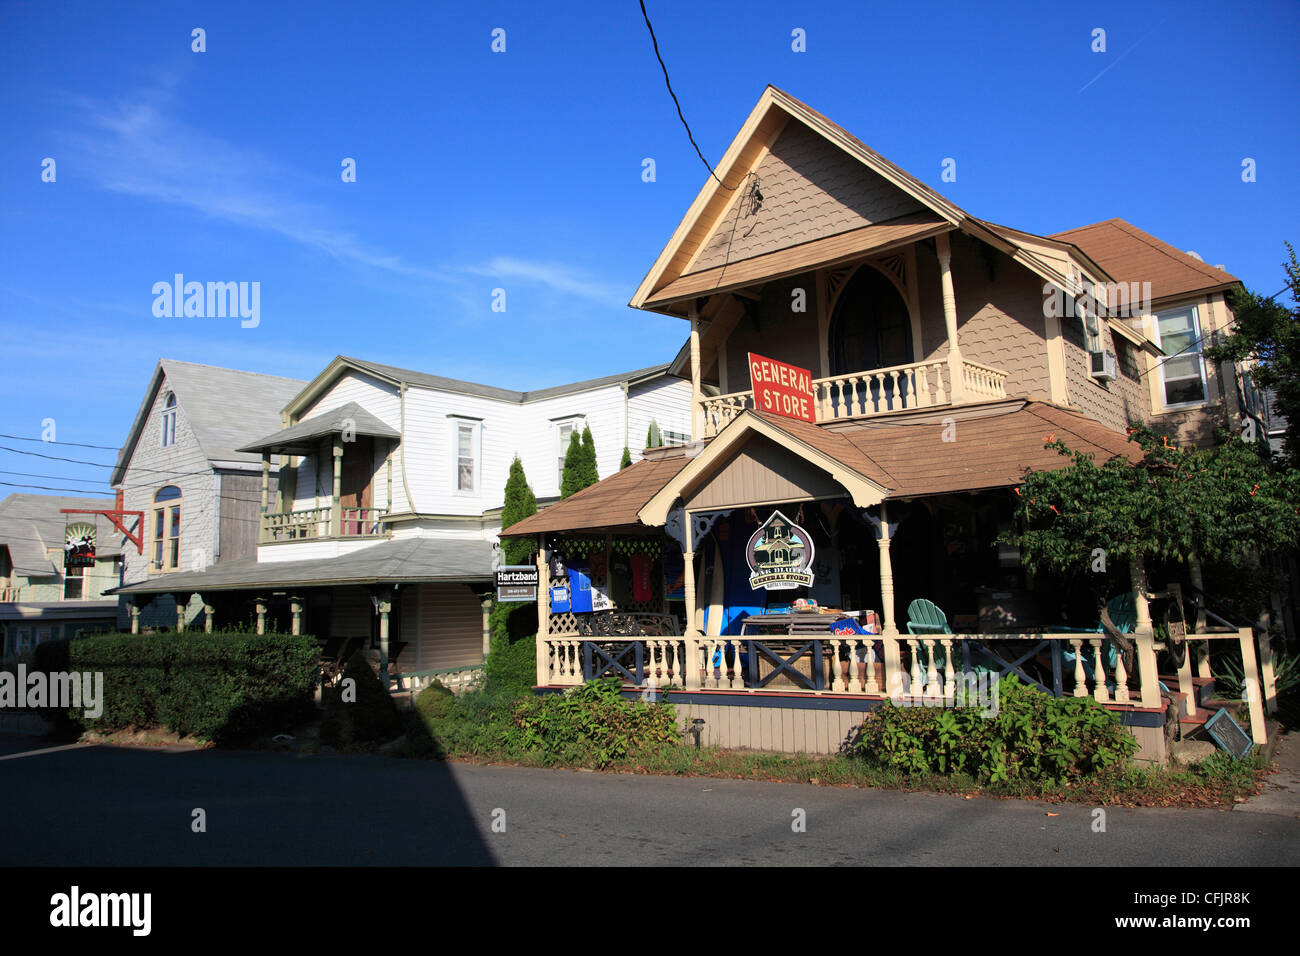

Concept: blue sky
[[1, 0, 1297, 495]]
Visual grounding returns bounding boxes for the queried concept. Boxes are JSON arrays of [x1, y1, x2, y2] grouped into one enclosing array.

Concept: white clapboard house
[[113, 354, 691, 687]]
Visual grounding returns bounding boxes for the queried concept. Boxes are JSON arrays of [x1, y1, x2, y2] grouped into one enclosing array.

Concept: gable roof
[[111, 360, 307, 485], [285, 355, 676, 419], [0, 493, 121, 576], [237, 402, 400, 455], [1049, 218, 1240, 305]]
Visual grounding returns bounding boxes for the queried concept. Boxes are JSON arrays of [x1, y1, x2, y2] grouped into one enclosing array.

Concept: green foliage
[[646, 419, 662, 449], [620, 446, 632, 470], [1204, 244, 1300, 465], [483, 632, 536, 696], [579, 426, 599, 488], [500, 455, 538, 565], [560, 430, 583, 498], [320, 649, 405, 750], [503, 678, 678, 768], [856, 676, 1137, 784], [31, 630, 318, 743], [1004, 426, 1300, 604]]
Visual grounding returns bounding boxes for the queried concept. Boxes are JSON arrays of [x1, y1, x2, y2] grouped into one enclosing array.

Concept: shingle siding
[[691, 121, 924, 273]]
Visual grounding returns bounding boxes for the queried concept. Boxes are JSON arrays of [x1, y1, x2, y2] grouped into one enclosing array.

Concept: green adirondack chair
[[906, 599, 949, 635], [906, 599, 951, 670], [1059, 593, 1134, 670]]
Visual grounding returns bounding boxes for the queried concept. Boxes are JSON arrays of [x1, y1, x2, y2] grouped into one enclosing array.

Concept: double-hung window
[[450, 418, 481, 493], [152, 485, 182, 572], [1155, 306, 1208, 407], [555, 418, 583, 484]]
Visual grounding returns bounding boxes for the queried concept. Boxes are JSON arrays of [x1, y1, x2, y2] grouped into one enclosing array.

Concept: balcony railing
[[0, 586, 24, 602], [260, 506, 391, 543], [699, 359, 1009, 437]]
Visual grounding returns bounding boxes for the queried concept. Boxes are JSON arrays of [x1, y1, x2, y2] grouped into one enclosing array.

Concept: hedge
[[32, 630, 319, 743]]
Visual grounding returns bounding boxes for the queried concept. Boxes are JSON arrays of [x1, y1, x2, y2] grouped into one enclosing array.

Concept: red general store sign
[[748, 352, 815, 423]]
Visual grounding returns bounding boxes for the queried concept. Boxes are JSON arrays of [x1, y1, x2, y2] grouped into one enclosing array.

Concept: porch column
[[481, 595, 492, 658], [376, 593, 392, 689], [289, 596, 303, 636], [173, 594, 188, 633], [254, 597, 267, 636], [331, 438, 343, 537], [535, 538, 550, 687], [689, 310, 702, 440], [936, 232, 967, 403], [203, 601, 214, 634], [128, 602, 140, 635], [875, 502, 903, 690], [260, 452, 271, 515], [1129, 556, 1160, 708], [683, 516, 701, 689]]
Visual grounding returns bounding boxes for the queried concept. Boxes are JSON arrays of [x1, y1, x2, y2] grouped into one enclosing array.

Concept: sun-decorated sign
[[745, 510, 815, 591], [64, 522, 96, 569]]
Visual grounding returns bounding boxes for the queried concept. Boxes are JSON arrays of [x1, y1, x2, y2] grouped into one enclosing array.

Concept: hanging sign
[[748, 352, 815, 423], [495, 565, 539, 603], [64, 522, 96, 569], [745, 510, 815, 590]]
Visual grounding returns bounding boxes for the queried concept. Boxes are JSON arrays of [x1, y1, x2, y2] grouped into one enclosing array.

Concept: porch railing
[[260, 506, 391, 543], [540, 627, 1268, 744], [699, 359, 1009, 437], [0, 586, 23, 602]]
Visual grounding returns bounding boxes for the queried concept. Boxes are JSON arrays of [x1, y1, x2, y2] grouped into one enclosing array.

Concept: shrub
[[30, 630, 318, 743], [856, 676, 1137, 784], [320, 649, 405, 750], [484, 633, 536, 696], [503, 678, 678, 768]]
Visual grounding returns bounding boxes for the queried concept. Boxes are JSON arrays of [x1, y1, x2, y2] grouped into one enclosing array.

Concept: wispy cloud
[[60, 81, 626, 309], [460, 256, 625, 306]]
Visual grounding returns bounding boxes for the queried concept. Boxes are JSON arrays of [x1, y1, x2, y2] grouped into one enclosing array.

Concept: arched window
[[160, 392, 178, 447], [828, 266, 913, 376], [152, 485, 182, 572]]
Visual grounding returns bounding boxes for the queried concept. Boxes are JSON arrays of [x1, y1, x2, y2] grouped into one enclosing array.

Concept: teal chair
[[906, 599, 951, 670], [1058, 593, 1134, 671]]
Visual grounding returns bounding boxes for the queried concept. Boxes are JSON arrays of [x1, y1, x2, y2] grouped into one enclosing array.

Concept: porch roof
[[501, 400, 1143, 536], [236, 402, 400, 455], [501, 451, 693, 538], [644, 210, 949, 308], [110, 537, 494, 595]]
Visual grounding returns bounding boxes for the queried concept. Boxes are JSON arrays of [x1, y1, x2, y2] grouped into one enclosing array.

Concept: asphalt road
[[1, 735, 1296, 866]]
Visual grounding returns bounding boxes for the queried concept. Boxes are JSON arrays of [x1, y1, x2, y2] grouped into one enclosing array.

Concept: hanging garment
[[631, 553, 654, 603]]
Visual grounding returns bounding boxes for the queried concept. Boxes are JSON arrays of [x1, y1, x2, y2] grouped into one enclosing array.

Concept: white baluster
[[1070, 639, 1087, 697], [864, 641, 880, 695], [941, 638, 955, 701], [907, 639, 922, 700], [924, 639, 940, 698], [1090, 638, 1109, 703], [1113, 648, 1130, 703], [933, 363, 947, 405], [828, 639, 844, 692]]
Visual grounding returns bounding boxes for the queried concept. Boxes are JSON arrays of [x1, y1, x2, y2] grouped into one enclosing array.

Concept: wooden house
[[502, 87, 1275, 761]]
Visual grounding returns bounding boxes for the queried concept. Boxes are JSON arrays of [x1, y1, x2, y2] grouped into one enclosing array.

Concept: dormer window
[[160, 392, 178, 447]]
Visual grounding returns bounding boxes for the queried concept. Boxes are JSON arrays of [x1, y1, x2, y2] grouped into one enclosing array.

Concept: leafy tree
[[620, 446, 632, 469], [492, 456, 539, 648], [499, 456, 537, 565], [559, 429, 584, 498], [1006, 426, 1300, 654], [1204, 243, 1300, 465], [579, 426, 599, 489], [646, 419, 662, 449]]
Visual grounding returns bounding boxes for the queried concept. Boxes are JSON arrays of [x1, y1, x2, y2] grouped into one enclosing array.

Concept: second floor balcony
[[260, 505, 391, 544], [699, 357, 1009, 437]]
